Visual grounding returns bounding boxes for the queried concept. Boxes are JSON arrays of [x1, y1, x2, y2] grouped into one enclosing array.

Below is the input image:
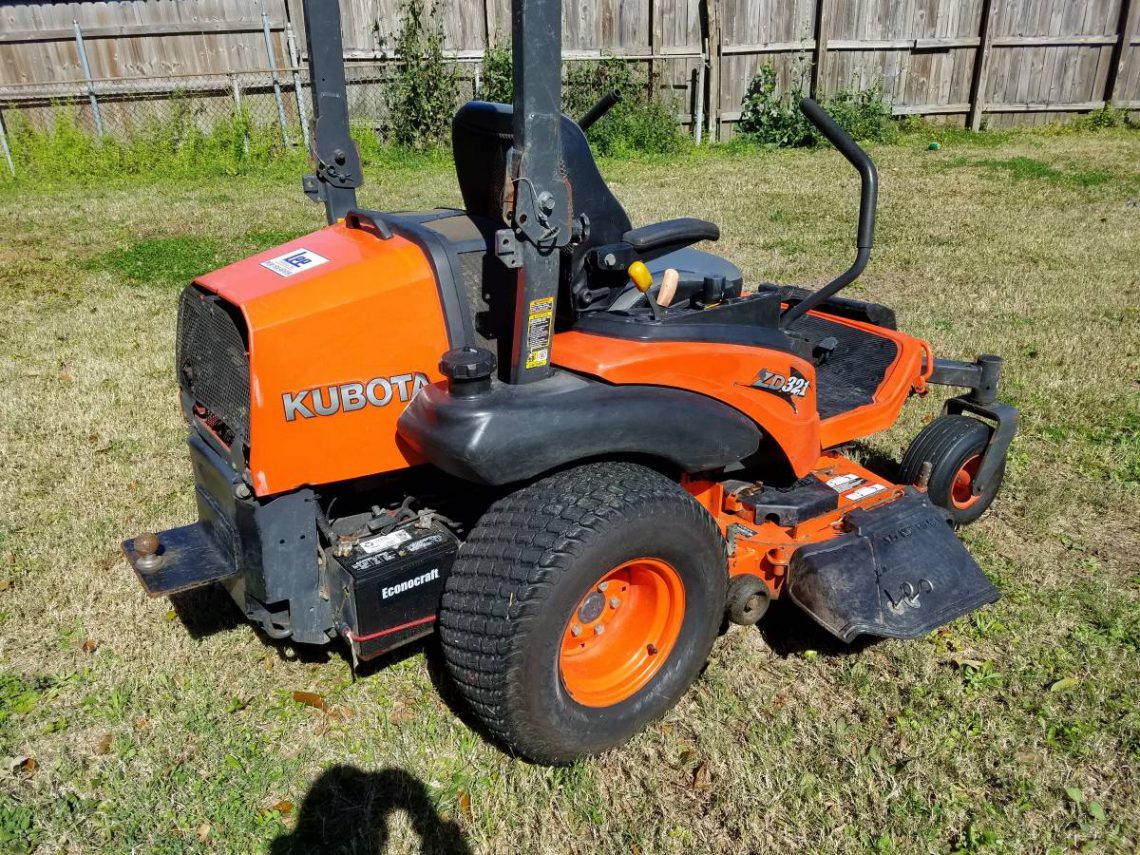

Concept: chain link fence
[[0, 62, 494, 177]]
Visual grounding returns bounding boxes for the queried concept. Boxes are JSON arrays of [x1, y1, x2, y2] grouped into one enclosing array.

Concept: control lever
[[629, 261, 665, 321]]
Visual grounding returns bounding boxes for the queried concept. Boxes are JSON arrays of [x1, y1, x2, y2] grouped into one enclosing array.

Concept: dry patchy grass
[[1, 129, 1138, 854]]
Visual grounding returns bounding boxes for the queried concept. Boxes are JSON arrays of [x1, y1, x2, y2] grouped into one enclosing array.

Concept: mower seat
[[646, 247, 742, 286], [452, 101, 724, 313]]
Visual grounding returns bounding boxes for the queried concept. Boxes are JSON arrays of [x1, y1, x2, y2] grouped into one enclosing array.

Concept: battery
[[330, 520, 459, 660]]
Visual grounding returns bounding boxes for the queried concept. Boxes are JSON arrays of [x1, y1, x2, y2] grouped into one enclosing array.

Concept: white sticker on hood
[[260, 248, 329, 277]]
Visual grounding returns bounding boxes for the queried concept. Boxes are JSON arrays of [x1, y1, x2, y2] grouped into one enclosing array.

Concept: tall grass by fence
[[1, 0, 1139, 179]]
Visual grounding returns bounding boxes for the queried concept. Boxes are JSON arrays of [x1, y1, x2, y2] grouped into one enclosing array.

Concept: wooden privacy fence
[[0, 0, 1139, 170]]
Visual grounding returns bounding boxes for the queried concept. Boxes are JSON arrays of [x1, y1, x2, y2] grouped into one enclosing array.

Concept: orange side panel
[[196, 224, 450, 496], [552, 331, 821, 477]]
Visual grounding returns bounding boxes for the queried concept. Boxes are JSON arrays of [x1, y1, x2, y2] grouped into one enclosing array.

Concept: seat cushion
[[645, 247, 743, 286]]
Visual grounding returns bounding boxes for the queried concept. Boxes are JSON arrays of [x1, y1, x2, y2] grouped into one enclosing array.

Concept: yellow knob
[[629, 261, 653, 293]]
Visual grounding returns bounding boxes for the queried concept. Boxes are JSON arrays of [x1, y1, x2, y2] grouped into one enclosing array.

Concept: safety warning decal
[[525, 297, 554, 369], [844, 483, 886, 502], [260, 248, 329, 277], [825, 473, 864, 492]]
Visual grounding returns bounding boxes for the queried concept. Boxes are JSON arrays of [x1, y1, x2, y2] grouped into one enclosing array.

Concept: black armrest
[[622, 218, 719, 254]]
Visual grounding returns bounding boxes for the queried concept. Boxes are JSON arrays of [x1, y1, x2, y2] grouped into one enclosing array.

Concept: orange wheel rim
[[559, 558, 685, 708], [951, 454, 982, 509]]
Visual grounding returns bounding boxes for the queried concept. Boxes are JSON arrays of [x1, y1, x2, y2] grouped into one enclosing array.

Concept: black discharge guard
[[785, 489, 998, 642]]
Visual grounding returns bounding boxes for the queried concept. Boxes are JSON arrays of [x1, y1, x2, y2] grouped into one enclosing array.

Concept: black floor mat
[[786, 314, 898, 419]]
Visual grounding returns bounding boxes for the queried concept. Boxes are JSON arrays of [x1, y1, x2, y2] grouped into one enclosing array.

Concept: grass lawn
[[1, 127, 1138, 854]]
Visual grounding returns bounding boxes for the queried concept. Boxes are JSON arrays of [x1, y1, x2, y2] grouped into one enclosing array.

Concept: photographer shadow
[[269, 765, 472, 855]]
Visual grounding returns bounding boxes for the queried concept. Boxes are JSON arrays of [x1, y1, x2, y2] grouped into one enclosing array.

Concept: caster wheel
[[899, 415, 1005, 525]]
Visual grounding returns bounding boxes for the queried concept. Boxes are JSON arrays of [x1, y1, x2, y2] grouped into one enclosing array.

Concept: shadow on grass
[[757, 599, 878, 658], [167, 586, 496, 750], [353, 636, 505, 755], [269, 765, 472, 855], [845, 438, 902, 482], [168, 583, 245, 639]]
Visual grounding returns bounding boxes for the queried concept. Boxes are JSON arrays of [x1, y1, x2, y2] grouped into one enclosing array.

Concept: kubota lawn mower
[[123, 0, 1017, 763]]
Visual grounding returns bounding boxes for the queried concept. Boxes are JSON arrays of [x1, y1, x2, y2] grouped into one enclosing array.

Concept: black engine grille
[[176, 286, 251, 445]]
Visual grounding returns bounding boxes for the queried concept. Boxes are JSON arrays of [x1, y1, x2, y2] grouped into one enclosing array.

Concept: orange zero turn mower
[[123, 0, 1018, 764]]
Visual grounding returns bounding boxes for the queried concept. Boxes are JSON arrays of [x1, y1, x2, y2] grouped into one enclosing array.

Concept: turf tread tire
[[439, 462, 726, 764]]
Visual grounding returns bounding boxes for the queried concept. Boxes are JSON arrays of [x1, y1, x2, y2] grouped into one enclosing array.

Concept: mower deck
[[686, 452, 898, 594], [686, 452, 998, 639]]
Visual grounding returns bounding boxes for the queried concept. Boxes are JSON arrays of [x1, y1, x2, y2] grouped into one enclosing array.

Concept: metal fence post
[[262, 12, 291, 147], [73, 20, 105, 137], [286, 21, 311, 152], [231, 74, 250, 155], [694, 41, 706, 145], [0, 107, 15, 176]]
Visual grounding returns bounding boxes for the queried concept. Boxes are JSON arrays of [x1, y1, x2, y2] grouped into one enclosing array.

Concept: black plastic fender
[[397, 370, 762, 486]]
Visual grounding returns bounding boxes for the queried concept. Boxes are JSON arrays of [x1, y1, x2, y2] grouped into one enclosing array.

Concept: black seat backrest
[[453, 101, 631, 239], [452, 102, 633, 314]]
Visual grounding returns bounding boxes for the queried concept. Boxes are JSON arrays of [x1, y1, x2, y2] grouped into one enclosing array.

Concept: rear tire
[[439, 462, 727, 764], [899, 415, 1005, 525]]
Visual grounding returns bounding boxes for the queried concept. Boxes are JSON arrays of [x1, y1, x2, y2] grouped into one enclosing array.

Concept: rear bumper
[[122, 429, 330, 645], [123, 523, 237, 597]]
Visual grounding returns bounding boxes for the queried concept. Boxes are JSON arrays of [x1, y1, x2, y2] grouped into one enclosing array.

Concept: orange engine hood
[[194, 223, 450, 496]]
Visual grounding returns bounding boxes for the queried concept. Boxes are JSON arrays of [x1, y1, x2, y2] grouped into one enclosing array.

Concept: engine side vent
[[176, 286, 251, 445]]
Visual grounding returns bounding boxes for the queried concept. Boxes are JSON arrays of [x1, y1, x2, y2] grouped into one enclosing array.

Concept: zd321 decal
[[751, 367, 811, 412]]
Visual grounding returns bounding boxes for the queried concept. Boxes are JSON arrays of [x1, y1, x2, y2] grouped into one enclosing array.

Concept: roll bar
[[300, 0, 363, 224], [780, 98, 878, 327]]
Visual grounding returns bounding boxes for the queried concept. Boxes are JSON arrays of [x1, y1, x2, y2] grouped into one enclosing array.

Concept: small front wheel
[[440, 462, 727, 764], [899, 414, 1005, 525]]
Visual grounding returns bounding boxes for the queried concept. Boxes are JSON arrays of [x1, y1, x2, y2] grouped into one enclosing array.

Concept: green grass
[[1, 126, 1139, 854], [90, 230, 312, 289]]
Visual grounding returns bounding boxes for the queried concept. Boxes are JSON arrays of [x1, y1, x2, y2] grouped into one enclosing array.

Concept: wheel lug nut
[[598, 581, 609, 592], [610, 597, 620, 609], [570, 624, 582, 637], [594, 624, 605, 635]]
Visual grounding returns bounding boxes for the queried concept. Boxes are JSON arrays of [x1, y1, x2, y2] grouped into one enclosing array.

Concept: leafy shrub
[[738, 65, 814, 147], [381, 0, 458, 150], [481, 51, 686, 156], [739, 63, 897, 147], [565, 59, 685, 156], [820, 82, 897, 143], [480, 43, 514, 104], [1072, 103, 1136, 131]]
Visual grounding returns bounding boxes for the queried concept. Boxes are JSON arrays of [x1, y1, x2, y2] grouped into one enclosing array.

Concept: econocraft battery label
[[525, 297, 554, 369]]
